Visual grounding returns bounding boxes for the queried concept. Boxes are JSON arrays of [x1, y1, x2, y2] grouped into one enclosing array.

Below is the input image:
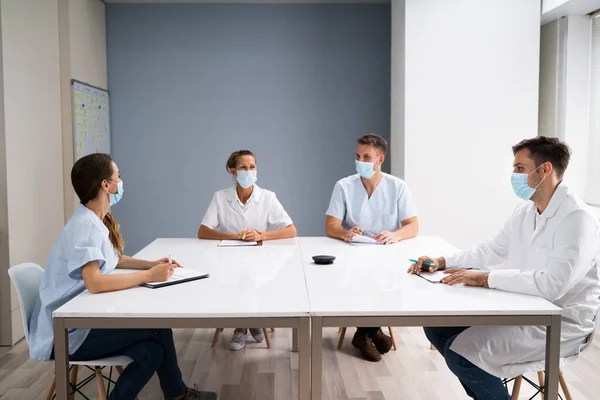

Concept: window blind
[[585, 12, 600, 206]]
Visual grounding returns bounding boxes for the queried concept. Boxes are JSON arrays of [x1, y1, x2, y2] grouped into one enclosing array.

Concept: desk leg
[[54, 317, 69, 400], [544, 314, 561, 400], [292, 328, 299, 352], [298, 318, 310, 400], [311, 317, 323, 400]]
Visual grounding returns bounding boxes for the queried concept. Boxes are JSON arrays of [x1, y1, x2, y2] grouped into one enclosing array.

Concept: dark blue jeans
[[424, 327, 509, 400], [69, 329, 187, 400]]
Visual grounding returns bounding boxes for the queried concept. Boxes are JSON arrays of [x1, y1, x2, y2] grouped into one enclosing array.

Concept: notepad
[[219, 240, 258, 247], [350, 235, 380, 245], [417, 270, 447, 283], [142, 268, 209, 289], [218, 240, 258, 247]]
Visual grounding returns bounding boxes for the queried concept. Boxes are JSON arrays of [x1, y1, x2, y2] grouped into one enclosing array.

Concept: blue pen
[[408, 258, 437, 267]]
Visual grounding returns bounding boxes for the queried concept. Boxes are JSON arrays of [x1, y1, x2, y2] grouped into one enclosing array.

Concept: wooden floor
[[0, 327, 598, 399]]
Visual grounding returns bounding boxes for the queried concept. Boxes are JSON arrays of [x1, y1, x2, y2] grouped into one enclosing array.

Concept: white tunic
[[201, 185, 293, 233], [326, 173, 418, 238], [445, 183, 600, 377]]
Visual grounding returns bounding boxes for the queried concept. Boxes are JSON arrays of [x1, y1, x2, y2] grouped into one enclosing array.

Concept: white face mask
[[107, 180, 124, 206], [510, 164, 545, 200], [236, 170, 257, 189]]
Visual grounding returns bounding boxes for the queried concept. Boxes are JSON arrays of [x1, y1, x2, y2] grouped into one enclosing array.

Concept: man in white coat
[[408, 136, 600, 400]]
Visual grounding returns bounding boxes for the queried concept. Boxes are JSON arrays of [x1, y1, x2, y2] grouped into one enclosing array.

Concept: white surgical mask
[[510, 165, 545, 200], [108, 180, 124, 206], [236, 170, 257, 189], [355, 160, 376, 179]]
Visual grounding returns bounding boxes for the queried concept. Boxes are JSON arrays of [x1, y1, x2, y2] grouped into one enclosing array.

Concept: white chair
[[8, 262, 137, 400]]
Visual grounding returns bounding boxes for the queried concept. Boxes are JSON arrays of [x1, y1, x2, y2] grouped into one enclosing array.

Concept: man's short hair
[[512, 136, 571, 178], [357, 134, 388, 154]]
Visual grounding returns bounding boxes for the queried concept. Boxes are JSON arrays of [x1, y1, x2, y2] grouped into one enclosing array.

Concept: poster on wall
[[71, 80, 110, 161]]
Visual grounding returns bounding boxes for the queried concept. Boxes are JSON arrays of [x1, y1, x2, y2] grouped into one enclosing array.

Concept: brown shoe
[[372, 329, 393, 354], [351, 331, 382, 362]]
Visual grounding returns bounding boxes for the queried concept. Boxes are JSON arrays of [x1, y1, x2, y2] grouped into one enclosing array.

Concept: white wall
[[0, 0, 106, 345], [403, 0, 541, 251], [60, 0, 108, 220], [1, 0, 65, 344], [69, 0, 107, 88]]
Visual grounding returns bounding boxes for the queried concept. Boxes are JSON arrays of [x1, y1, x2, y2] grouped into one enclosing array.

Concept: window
[[586, 12, 600, 206]]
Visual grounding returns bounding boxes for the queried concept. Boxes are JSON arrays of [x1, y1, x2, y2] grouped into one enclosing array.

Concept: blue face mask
[[511, 166, 544, 200], [109, 181, 124, 206], [236, 170, 257, 189], [355, 160, 377, 179]]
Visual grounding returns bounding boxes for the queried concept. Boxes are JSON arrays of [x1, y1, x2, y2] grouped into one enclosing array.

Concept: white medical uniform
[[326, 173, 418, 237], [445, 183, 600, 377], [201, 185, 293, 233], [29, 204, 119, 361]]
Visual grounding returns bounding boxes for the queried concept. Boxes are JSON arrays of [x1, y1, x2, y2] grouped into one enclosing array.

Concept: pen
[[242, 230, 246, 240], [408, 258, 437, 267], [168, 255, 172, 265]]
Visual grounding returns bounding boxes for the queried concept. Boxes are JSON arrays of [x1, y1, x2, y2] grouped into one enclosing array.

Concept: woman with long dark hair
[[29, 153, 217, 400]]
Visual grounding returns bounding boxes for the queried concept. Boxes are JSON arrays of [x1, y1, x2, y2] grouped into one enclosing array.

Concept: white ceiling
[[542, 0, 600, 24], [104, 0, 390, 3]]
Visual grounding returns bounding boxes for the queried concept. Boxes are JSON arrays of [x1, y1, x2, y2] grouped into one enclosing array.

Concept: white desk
[[299, 236, 563, 400], [53, 238, 311, 400]]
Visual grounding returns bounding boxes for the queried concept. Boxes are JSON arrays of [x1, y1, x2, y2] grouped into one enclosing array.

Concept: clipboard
[[142, 269, 209, 289]]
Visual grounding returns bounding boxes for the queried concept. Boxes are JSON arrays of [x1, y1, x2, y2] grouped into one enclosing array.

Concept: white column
[[401, 0, 541, 249], [0, 0, 106, 345], [391, 0, 405, 178]]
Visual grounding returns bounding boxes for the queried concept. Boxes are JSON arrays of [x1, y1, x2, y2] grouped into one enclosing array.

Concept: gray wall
[[107, 3, 391, 254]]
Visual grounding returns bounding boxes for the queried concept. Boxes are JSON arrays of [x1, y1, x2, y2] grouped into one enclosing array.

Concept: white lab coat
[[444, 183, 600, 378], [201, 185, 293, 233]]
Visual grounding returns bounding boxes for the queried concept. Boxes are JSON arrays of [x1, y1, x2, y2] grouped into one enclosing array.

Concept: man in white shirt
[[326, 133, 419, 361], [409, 136, 600, 400]]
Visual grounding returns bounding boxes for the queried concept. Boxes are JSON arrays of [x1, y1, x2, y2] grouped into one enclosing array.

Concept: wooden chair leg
[[270, 328, 275, 332], [44, 375, 56, 400], [263, 328, 272, 349], [95, 367, 108, 400], [338, 327, 342, 333], [211, 328, 223, 348], [511, 375, 523, 400], [388, 327, 397, 351], [537, 371, 545, 400], [559, 371, 573, 400], [69, 365, 79, 400], [337, 327, 347, 350]]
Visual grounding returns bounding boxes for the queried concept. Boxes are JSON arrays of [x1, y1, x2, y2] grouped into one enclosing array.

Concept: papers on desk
[[350, 235, 381, 245], [143, 268, 209, 289], [218, 240, 258, 247], [417, 270, 447, 284]]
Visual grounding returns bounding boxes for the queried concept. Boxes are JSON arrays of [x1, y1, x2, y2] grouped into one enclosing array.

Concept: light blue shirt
[[326, 173, 418, 238], [29, 205, 119, 361]]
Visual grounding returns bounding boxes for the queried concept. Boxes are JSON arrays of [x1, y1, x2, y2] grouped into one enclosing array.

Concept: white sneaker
[[230, 332, 247, 351], [250, 328, 264, 343]]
